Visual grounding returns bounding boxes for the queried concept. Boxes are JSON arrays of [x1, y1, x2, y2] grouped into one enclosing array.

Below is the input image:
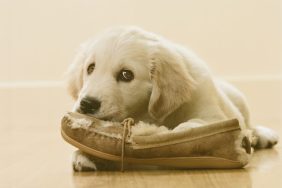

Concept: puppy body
[[67, 27, 278, 171]]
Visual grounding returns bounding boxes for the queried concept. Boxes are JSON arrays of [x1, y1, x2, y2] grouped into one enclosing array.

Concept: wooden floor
[[0, 86, 281, 188]]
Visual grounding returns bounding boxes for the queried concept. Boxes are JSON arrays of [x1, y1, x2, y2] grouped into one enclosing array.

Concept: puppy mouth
[[92, 113, 123, 122], [97, 116, 113, 121], [75, 109, 113, 121]]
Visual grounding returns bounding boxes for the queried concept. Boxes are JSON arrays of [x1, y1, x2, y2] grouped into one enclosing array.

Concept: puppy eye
[[87, 63, 95, 75], [117, 69, 134, 82]]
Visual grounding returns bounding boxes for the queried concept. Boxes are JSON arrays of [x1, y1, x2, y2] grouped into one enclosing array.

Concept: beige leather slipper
[[61, 112, 252, 171]]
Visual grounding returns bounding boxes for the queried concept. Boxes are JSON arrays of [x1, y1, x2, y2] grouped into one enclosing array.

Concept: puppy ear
[[148, 44, 196, 121], [65, 46, 86, 100]]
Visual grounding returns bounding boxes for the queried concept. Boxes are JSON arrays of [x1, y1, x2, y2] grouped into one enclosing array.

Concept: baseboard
[[0, 77, 280, 131]]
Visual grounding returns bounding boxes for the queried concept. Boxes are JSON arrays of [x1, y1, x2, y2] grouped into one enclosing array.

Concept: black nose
[[79, 97, 101, 114]]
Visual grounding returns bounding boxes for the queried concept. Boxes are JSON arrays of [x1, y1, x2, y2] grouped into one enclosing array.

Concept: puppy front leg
[[72, 150, 120, 171], [172, 119, 207, 131], [72, 150, 97, 171]]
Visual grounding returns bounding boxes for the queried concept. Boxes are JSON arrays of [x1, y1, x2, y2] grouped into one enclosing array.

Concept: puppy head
[[67, 27, 154, 121], [66, 27, 196, 122]]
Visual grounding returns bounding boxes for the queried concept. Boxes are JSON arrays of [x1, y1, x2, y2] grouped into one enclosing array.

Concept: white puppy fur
[[66, 26, 278, 171]]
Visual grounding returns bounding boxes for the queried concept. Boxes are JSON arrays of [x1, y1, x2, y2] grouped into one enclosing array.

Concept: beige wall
[[0, 0, 281, 129], [0, 0, 281, 81]]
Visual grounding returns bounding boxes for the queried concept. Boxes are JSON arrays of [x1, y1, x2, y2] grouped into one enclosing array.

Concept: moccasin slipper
[[61, 112, 252, 171]]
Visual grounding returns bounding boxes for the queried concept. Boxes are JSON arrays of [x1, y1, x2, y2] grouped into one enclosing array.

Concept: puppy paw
[[72, 150, 97, 172], [253, 126, 279, 149]]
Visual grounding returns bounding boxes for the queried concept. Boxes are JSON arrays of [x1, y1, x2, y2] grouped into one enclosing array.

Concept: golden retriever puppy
[[67, 26, 278, 171]]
